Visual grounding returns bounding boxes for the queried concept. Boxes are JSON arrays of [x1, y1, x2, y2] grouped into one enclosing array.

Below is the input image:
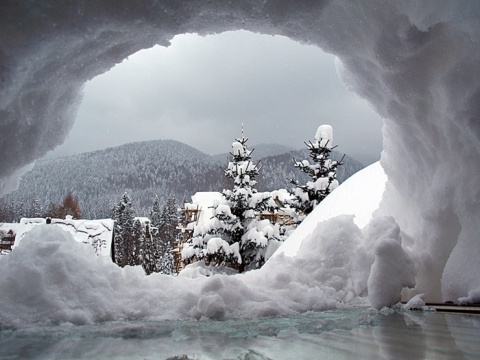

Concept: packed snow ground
[[0, 163, 418, 329]]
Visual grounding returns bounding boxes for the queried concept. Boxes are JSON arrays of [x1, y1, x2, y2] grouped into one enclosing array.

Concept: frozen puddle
[[1, 309, 479, 359]]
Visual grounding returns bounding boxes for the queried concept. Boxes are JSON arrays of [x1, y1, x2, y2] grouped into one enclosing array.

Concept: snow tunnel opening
[[1, 1, 480, 303]]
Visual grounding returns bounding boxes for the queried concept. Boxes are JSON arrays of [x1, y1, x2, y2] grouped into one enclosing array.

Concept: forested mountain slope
[[2, 140, 224, 219], [1, 140, 363, 219]]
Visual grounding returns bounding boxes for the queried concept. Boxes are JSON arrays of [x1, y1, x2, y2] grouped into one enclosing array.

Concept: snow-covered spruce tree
[[29, 198, 43, 218], [160, 197, 179, 247], [142, 222, 157, 275], [158, 244, 175, 275], [149, 195, 163, 270], [132, 218, 144, 266], [184, 134, 280, 272], [150, 195, 162, 229], [289, 124, 344, 218], [111, 192, 135, 267], [157, 197, 177, 274]]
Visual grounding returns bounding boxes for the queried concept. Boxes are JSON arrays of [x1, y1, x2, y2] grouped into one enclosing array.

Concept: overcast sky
[[47, 30, 383, 165]]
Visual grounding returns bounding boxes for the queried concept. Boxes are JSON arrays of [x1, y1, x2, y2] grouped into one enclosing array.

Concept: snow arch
[[1, 1, 479, 302]]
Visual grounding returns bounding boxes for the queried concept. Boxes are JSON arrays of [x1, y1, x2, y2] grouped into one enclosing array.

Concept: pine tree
[[30, 198, 43, 218], [289, 124, 344, 218], [132, 218, 143, 266], [15, 198, 25, 222], [184, 133, 279, 272], [150, 196, 162, 229], [156, 197, 177, 274], [112, 192, 135, 267], [149, 195, 163, 272], [159, 242, 175, 275], [142, 225, 157, 275]]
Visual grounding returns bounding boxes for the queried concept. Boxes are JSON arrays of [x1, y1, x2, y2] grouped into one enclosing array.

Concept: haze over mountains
[[1, 140, 364, 219]]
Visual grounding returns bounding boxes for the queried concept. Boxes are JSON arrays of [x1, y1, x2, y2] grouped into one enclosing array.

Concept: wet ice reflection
[[1, 309, 479, 359]]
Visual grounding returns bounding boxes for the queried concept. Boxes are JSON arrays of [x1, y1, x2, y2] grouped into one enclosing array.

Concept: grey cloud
[[49, 30, 383, 165]]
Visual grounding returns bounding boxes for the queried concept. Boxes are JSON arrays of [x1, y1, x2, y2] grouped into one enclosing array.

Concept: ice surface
[[1, 1, 479, 308], [1, 310, 479, 360]]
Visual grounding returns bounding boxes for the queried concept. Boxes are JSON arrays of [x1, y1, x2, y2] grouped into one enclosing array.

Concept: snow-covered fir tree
[[29, 198, 43, 218], [132, 218, 144, 266], [149, 196, 176, 275], [289, 124, 344, 219], [158, 244, 175, 275], [150, 196, 162, 230], [111, 192, 135, 267], [142, 222, 157, 275], [159, 197, 178, 247], [156, 197, 177, 274], [183, 133, 280, 272], [149, 196, 163, 271]]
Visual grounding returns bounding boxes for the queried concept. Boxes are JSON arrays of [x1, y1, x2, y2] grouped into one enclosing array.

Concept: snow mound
[[274, 162, 387, 258], [403, 294, 426, 310], [0, 212, 417, 328]]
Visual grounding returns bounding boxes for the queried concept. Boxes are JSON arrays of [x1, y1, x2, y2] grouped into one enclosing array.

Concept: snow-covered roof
[[8, 217, 114, 257]]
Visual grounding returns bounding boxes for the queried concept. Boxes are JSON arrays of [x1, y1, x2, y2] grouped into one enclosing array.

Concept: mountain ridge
[[1, 139, 364, 220]]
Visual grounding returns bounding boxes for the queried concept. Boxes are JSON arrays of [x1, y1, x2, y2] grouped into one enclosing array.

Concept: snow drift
[[0, 164, 417, 329], [1, 1, 480, 311]]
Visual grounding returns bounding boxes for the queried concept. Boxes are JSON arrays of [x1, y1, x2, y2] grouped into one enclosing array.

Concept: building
[[175, 192, 225, 273], [0, 227, 17, 254]]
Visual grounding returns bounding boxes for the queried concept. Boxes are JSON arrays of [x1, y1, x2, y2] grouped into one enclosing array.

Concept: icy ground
[[1, 309, 479, 360]]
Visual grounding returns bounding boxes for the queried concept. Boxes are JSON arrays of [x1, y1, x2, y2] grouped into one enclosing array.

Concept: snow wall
[[0, 0, 479, 312]]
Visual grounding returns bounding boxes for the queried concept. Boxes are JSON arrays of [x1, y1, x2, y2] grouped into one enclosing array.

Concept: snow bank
[[10, 217, 114, 257], [274, 162, 387, 258], [366, 217, 416, 308], [1, 1, 480, 311], [0, 211, 415, 329], [0, 226, 194, 328]]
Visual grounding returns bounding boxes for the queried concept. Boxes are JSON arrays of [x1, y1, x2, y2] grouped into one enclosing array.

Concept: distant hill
[[2, 140, 225, 219], [1, 139, 364, 220]]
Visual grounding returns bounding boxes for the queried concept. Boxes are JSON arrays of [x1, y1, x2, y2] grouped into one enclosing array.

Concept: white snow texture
[[1, 1, 480, 326]]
